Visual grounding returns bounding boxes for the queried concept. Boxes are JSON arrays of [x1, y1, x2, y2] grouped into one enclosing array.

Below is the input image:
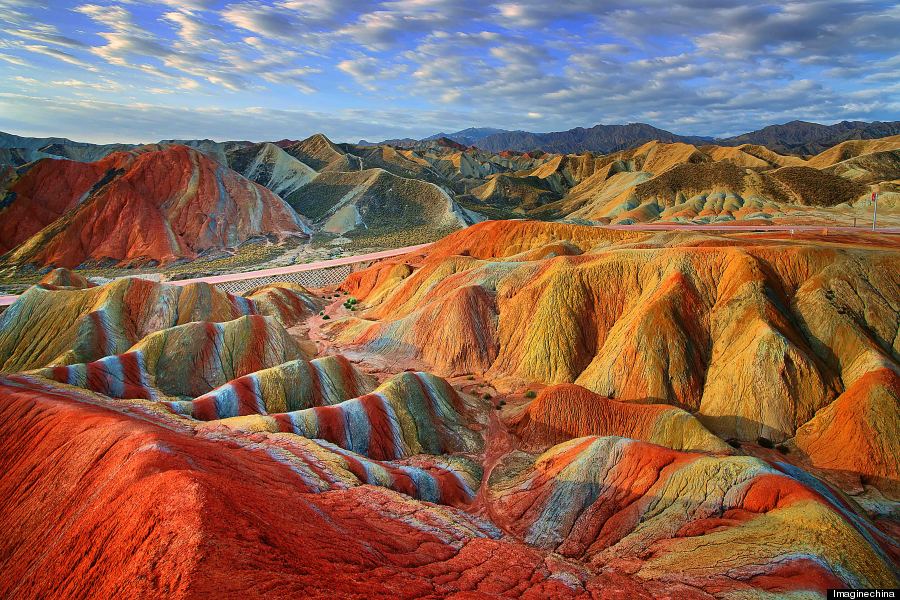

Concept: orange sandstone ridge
[[0, 217, 898, 598], [336, 221, 898, 441]]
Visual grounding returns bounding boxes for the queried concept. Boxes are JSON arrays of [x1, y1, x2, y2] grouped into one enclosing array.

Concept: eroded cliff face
[[0, 145, 307, 267], [336, 221, 898, 447], [0, 220, 898, 599]]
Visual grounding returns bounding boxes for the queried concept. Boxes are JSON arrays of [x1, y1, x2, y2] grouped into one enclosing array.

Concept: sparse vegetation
[[757, 436, 774, 449], [524, 390, 537, 399]]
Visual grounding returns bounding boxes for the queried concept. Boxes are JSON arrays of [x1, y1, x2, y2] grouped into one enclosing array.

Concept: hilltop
[[1, 127, 898, 275], [1, 223, 897, 597]]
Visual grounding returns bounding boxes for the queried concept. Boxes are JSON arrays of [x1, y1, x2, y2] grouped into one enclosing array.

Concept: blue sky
[[1, 0, 898, 143]]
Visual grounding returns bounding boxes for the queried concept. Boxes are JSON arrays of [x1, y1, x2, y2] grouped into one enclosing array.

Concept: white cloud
[[338, 55, 406, 89], [0, 0, 894, 140], [21, 44, 97, 70]]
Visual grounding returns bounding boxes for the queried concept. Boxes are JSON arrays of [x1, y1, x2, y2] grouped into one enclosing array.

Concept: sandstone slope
[[0, 145, 309, 267], [334, 221, 899, 450]]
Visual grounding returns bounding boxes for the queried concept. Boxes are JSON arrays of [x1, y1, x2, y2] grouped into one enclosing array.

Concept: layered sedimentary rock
[[215, 371, 482, 460], [37, 267, 92, 289], [174, 355, 377, 419], [334, 221, 898, 448], [0, 376, 525, 598], [33, 315, 308, 399], [225, 142, 317, 203], [791, 367, 900, 493], [286, 168, 480, 236], [0, 278, 318, 373], [0, 145, 308, 267], [282, 133, 361, 172], [244, 282, 322, 326], [1, 219, 898, 598], [509, 383, 731, 453], [488, 435, 899, 595]]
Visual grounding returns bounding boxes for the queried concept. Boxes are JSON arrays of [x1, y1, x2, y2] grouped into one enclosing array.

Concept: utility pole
[[872, 191, 878, 231]]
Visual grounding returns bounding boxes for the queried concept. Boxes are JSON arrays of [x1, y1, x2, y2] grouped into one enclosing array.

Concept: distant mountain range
[[9, 120, 900, 164], [363, 120, 900, 156], [717, 120, 900, 155], [2, 124, 898, 269]]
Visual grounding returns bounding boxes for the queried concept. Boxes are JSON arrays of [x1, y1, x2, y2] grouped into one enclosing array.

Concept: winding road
[[0, 243, 432, 307], [1, 224, 897, 308]]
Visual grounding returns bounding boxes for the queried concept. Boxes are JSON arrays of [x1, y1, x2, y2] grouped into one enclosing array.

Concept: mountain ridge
[[366, 119, 900, 155], [6, 119, 900, 163]]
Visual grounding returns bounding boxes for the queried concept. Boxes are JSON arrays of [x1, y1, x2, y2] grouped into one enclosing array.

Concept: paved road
[[0, 243, 432, 307], [2, 225, 897, 308], [167, 243, 433, 287]]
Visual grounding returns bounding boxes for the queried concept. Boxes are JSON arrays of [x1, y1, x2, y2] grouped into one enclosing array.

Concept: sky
[[0, 0, 898, 144]]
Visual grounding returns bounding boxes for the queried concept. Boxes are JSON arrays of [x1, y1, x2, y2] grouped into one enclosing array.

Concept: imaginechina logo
[[829, 590, 898, 600]]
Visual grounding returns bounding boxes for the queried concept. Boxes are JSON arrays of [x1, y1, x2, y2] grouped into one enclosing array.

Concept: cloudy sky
[[1, 0, 898, 143]]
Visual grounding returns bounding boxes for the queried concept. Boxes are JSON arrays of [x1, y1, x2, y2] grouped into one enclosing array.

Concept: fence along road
[[0, 243, 432, 307], [2, 223, 898, 307]]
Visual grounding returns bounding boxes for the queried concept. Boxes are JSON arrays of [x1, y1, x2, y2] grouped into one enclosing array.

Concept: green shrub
[[482, 393, 492, 400], [524, 390, 537, 399], [322, 314, 330, 320], [776, 444, 790, 455]]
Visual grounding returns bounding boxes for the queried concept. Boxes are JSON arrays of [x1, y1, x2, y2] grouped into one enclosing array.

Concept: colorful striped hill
[[0, 277, 320, 373], [32, 315, 309, 399], [334, 221, 899, 446], [214, 371, 483, 461], [173, 355, 377, 419], [487, 435, 899, 595], [509, 383, 732, 453]]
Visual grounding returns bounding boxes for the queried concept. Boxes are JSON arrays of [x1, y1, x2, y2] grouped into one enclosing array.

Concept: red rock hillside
[[0, 145, 309, 267], [0, 225, 898, 598]]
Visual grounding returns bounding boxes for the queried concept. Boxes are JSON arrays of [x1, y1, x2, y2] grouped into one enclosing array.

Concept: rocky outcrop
[[0, 145, 308, 267]]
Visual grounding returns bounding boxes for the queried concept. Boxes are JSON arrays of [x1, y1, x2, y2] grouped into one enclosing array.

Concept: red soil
[[1, 145, 304, 267], [511, 384, 675, 448], [0, 156, 115, 253], [0, 376, 673, 599]]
